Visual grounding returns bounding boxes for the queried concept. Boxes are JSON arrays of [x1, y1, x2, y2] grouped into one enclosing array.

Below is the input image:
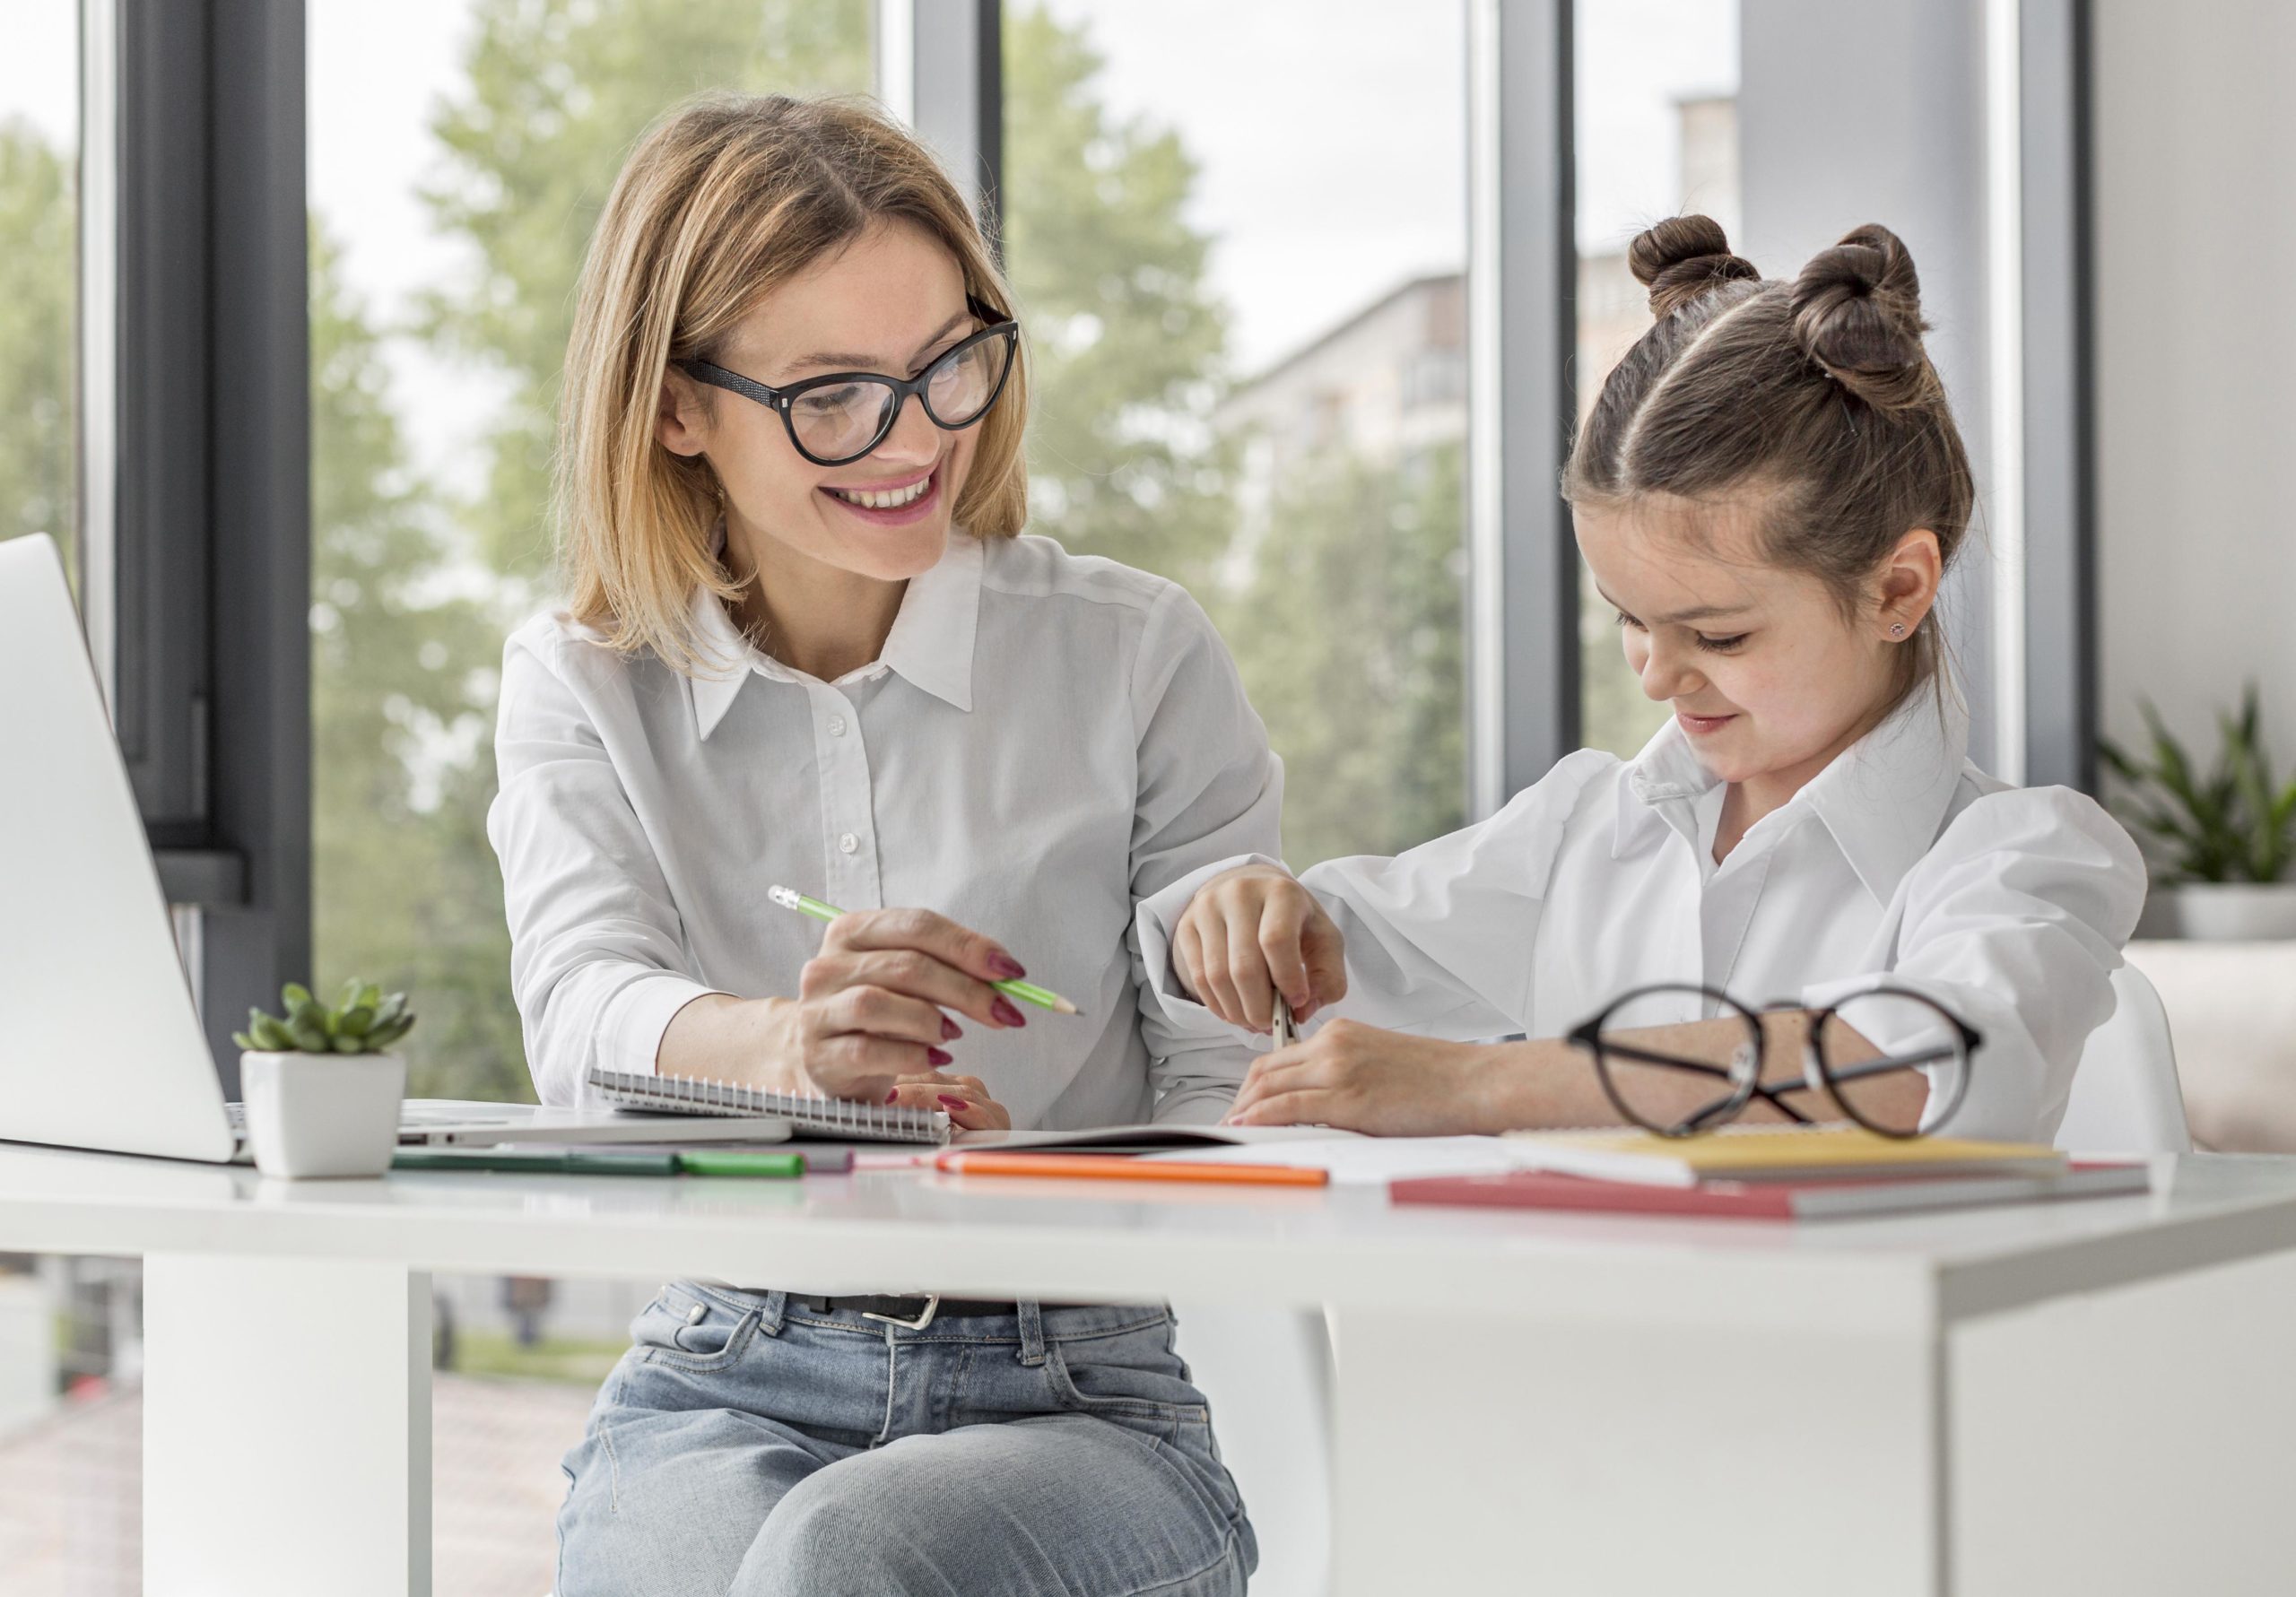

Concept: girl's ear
[[1875, 527, 1942, 639], [656, 371, 709, 457]]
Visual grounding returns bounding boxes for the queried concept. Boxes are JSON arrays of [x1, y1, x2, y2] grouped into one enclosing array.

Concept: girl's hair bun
[[1628, 214, 1761, 319], [1788, 223, 1933, 410]]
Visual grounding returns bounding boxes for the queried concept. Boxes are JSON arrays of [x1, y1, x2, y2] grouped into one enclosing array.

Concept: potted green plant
[[233, 980, 415, 1177], [2100, 684, 2296, 941]]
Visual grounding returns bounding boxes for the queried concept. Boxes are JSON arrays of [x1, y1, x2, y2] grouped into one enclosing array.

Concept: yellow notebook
[[1499, 1124, 2066, 1188]]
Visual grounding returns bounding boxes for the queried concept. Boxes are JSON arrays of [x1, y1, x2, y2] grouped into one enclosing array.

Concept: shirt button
[[839, 832, 859, 855], [827, 715, 848, 737]]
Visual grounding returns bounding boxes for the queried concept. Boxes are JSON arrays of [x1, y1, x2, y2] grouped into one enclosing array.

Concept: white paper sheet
[[1136, 1135, 1532, 1185]]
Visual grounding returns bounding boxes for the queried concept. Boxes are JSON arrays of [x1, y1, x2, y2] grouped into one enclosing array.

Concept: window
[[306, 0, 874, 1103], [1574, 0, 1740, 759], [0, 3, 77, 589], [1003, 0, 1471, 868]]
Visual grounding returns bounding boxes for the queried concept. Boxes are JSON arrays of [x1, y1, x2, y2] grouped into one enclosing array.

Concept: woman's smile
[[820, 461, 942, 525]]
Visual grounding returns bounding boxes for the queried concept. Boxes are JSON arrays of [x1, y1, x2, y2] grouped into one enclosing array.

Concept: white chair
[[1170, 1304, 1333, 1597], [2054, 961, 2192, 1154]]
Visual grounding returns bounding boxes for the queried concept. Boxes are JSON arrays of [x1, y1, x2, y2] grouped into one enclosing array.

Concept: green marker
[[393, 1148, 680, 1176], [676, 1150, 806, 1179], [768, 885, 1081, 1015]]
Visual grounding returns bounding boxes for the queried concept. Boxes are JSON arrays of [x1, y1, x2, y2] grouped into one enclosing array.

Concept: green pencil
[[767, 884, 1081, 1015]]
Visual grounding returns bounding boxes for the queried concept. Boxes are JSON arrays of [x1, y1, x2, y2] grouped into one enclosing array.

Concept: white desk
[[2, 1146, 2293, 1596]]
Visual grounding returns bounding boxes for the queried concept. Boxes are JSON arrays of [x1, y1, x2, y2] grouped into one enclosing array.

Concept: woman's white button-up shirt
[[489, 531, 1282, 1126], [1140, 691, 2146, 1141]]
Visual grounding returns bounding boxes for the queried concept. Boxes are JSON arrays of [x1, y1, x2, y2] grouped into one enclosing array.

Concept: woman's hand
[[663, 907, 1031, 1106], [1173, 864, 1347, 1031], [888, 1071, 1013, 1133], [1222, 1020, 1499, 1135]]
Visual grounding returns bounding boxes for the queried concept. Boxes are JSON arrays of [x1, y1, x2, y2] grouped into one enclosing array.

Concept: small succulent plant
[[232, 979, 416, 1055]]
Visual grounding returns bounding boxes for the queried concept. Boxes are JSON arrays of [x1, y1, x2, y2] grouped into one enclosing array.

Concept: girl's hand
[[759, 907, 1033, 1104], [1173, 864, 1348, 1031], [1223, 1020, 1496, 1136], [888, 1072, 1013, 1133]]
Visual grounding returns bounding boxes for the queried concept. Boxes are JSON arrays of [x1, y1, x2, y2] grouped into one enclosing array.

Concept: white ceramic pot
[[239, 1051, 406, 1178], [2162, 881, 2296, 942]]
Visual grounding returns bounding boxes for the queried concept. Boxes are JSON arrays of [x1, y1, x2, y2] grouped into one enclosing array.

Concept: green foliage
[[233, 979, 417, 1056], [2100, 684, 2296, 884], [443, 1328, 629, 1385], [309, 223, 535, 1102], [0, 120, 75, 585], [1218, 443, 1468, 868], [1001, 6, 1237, 590]]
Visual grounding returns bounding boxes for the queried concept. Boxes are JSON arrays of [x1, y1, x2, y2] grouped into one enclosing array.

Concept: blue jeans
[[556, 1282, 1257, 1596]]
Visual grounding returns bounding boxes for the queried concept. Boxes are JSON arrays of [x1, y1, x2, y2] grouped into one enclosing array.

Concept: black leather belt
[[787, 1293, 1022, 1330]]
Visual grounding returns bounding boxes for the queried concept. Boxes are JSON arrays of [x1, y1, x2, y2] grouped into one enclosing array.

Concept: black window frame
[[82, 0, 309, 1096]]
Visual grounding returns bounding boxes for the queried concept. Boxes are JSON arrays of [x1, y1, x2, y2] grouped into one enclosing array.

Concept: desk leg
[[1326, 1307, 1942, 1597], [143, 1254, 432, 1597]]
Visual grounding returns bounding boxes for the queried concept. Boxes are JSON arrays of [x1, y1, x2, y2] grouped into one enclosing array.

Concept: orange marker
[[935, 1150, 1328, 1186]]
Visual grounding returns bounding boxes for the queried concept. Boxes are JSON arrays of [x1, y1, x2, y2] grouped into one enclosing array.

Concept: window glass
[[308, 0, 873, 1105], [0, 2, 78, 590], [1004, 0, 1470, 867], [1575, 0, 1740, 758], [0, 20, 114, 1593]]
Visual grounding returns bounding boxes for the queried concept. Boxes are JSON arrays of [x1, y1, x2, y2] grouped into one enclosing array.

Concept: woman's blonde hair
[[556, 92, 1030, 674]]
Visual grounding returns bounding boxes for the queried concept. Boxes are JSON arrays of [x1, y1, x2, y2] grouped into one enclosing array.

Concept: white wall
[[2095, 1, 2296, 768]]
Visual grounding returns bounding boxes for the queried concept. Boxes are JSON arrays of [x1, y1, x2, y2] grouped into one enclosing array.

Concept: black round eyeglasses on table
[[1562, 982, 1982, 1140], [674, 295, 1021, 469]]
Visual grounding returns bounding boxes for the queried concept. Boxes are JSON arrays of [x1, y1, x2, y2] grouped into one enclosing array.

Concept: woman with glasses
[[489, 94, 1267, 1594], [1144, 216, 2144, 1147]]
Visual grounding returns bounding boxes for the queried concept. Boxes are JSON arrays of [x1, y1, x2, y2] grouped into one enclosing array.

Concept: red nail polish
[[885, 1089, 900, 1105], [942, 1016, 962, 1041], [989, 953, 1027, 980], [938, 1095, 970, 1111], [927, 1046, 952, 1067], [992, 996, 1027, 1029]]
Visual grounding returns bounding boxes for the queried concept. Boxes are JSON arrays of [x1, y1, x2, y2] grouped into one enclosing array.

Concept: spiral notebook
[[585, 1067, 951, 1145]]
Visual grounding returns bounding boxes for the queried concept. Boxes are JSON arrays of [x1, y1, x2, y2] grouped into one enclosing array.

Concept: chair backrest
[[2055, 962, 2192, 1154]]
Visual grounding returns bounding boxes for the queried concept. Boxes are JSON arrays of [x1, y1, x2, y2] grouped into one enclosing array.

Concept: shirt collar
[[687, 527, 983, 741], [1612, 687, 1971, 905]]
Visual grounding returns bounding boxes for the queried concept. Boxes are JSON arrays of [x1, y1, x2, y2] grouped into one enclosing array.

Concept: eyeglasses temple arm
[[1583, 1040, 1816, 1125]]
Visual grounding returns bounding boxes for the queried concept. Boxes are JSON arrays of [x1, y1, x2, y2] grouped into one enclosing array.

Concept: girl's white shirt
[[488, 529, 1282, 1126], [1138, 690, 2147, 1142]]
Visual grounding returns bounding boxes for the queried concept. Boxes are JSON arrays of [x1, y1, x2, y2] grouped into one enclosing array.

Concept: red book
[[1389, 1162, 2150, 1221]]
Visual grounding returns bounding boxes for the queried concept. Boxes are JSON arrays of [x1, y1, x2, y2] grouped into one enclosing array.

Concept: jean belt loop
[[1015, 1300, 1048, 1367], [756, 1290, 789, 1337]]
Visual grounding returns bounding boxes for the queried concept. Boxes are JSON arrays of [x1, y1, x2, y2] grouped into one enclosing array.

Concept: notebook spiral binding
[[585, 1066, 946, 1143]]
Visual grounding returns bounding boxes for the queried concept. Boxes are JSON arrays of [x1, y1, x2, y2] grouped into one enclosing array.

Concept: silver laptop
[[0, 534, 787, 1162]]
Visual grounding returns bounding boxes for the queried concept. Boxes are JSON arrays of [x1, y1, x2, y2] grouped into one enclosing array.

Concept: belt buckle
[[861, 1293, 939, 1332]]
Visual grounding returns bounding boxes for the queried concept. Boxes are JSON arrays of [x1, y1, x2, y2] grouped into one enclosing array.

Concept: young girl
[[488, 95, 1265, 1594], [1147, 216, 2144, 1142]]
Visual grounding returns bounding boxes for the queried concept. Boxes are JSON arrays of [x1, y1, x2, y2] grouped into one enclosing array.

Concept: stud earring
[[1889, 622, 1909, 638]]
